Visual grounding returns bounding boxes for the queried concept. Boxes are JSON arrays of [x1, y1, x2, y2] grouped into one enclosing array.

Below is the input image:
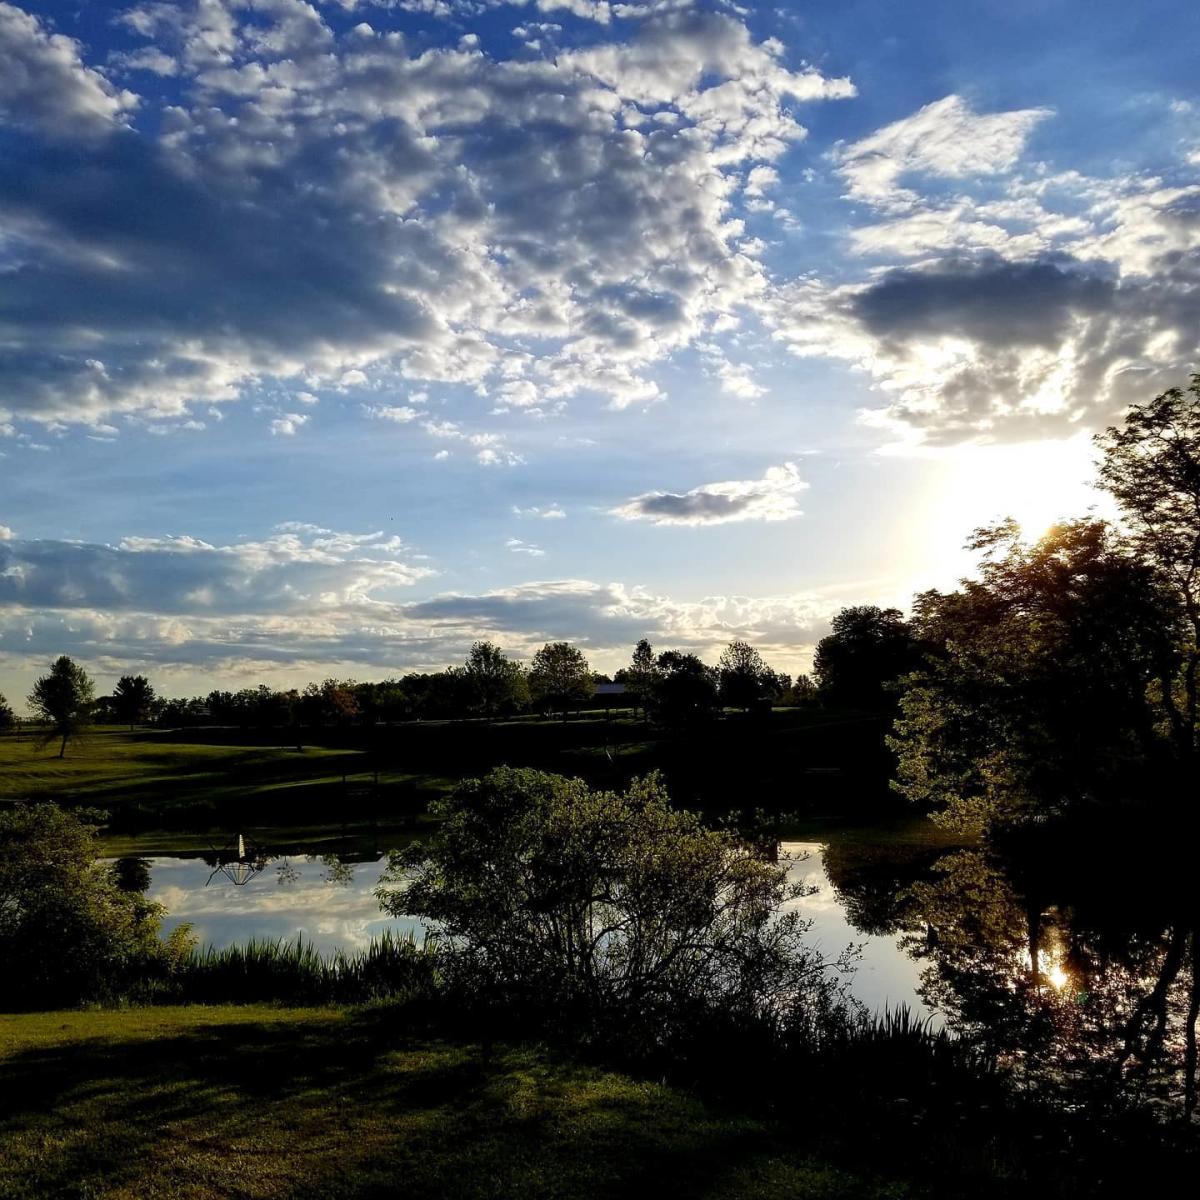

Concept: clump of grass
[[822, 1004, 999, 1081], [177, 931, 439, 1006]]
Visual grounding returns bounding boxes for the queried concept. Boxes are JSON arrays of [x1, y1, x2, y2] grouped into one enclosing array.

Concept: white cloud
[[270, 412, 309, 436], [612, 462, 807, 525], [0, 525, 433, 619], [0, 2, 137, 138], [0, 530, 830, 679], [402, 577, 831, 671], [506, 537, 546, 557], [716, 359, 766, 399], [834, 94, 1051, 211], [366, 404, 421, 424], [768, 96, 1200, 446], [513, 505, 566, 519]]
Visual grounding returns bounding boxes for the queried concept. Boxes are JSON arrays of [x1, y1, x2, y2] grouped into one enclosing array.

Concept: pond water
[[119, 821, 1200, 1108], [138, 836, 932, 1017]]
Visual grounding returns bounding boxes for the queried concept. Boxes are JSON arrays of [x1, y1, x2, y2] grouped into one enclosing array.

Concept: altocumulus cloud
[[772, 93, 1200, 444], [611, 463, 807, 526], [0, 0, 853, 432]]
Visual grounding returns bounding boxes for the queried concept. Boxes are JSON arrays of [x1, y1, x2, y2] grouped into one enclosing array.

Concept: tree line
[[3, 632, 870, 754]]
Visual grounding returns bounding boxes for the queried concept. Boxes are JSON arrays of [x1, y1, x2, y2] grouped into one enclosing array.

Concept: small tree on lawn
[[28, 656, 95, 758]]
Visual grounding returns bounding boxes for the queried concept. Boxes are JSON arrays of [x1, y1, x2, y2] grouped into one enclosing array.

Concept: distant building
[[592, 681, 635, 715]]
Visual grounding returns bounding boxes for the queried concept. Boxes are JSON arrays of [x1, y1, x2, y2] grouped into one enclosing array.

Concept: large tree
[[463, 641, 527, 718], [28, 656, 95, 758], [111, 674, 156, 730], [299, 679, 360, 727], [618, 638, 659, 719], [651, 650, 720, 730], [1096, 375, 1200, 759], [890, 520, 1182, 833], [717, 640, 775, 711], [528, 642, 592, 721], [0, 692, 14, 732], [813, 606, 919, 711]]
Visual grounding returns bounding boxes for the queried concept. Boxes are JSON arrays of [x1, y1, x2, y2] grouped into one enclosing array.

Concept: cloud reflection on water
[[144, 841, 931, 1017]]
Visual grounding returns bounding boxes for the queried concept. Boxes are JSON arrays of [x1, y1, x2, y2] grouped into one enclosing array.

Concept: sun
[[909, 435, 1120, 589]]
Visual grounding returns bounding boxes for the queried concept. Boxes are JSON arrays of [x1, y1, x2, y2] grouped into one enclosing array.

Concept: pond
[[113, 819, 1200, 1111], [128, 828, 937, 1017]]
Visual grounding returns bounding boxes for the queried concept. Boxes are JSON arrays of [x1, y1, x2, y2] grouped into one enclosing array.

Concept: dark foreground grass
[[0, 1005, 908, 1200]]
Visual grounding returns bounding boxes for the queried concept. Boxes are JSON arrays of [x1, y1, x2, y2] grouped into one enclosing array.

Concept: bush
[[0, 803, 193, 1010], [378, 768, 855, 1057]]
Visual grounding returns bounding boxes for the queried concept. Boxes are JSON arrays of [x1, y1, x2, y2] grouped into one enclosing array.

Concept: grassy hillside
[[0, 705, 896, 836], [0, 1005, 905, 1200], [0, 728, 443, 832]]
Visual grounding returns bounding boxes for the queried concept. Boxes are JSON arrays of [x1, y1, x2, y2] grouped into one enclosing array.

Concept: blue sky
[[1, 0, 1197, 702]]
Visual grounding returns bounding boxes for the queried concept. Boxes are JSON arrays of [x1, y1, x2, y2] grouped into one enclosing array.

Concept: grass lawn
[[0, 705, 906, 846], [0, 728, 362, 805], [0, 729, 446, 837], [0, 1006, 909, 1200]]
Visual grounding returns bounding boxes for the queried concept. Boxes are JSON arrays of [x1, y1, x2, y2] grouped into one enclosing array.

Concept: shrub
[[0, 803, 192, 1010], [378, 768, 854, 1057]]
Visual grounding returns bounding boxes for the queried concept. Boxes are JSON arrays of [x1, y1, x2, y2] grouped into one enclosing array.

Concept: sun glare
[[907, 435, 1120, 590]]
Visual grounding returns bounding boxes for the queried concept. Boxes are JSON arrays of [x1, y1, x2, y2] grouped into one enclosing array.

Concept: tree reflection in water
[[822, 830, 1200, 1114]]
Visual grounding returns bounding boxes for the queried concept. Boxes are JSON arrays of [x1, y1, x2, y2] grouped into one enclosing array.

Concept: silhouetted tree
[[299, 679, 359, 727], [529, 642, 592, 721], [617, 638, 659, 720], [718, 640, 775, 711], [111, 856, 152, 894], [0, 693, 14, 732], [28, 656, 94, 758], [353, 679, 409, 724], [1097, 375, 1200, 759], [781, 674, 817, 705], [112, 674, 156, 730], [813, 606, 919, 711], [891, 520, 1182, 833], [651, 650, 719, 730], [463, 641, 527, 718]]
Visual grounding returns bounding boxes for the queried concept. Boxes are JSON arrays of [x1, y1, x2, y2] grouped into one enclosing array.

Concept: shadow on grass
[[0, 1007, 889, 1200]]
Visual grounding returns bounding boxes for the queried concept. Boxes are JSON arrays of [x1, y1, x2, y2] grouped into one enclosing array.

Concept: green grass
[[1, 703, 905, 845], [0, 1005, 909, 1200], [0, 727, 360, 804], [0, 727, 446, 836]]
